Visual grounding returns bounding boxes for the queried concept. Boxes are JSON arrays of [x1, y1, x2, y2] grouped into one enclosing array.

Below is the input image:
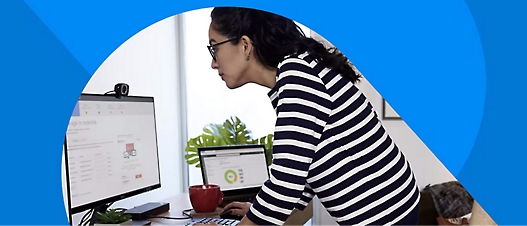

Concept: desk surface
[[72, 193, 313, 225]]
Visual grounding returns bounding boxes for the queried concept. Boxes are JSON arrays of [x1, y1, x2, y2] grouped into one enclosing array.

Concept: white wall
[[180, 8, 312, 187], [62, 15, 186, 224], [310, 31, 456, 225]]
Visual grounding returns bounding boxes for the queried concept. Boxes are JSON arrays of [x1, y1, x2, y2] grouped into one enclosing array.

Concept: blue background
[[0, 0, 524, 224]]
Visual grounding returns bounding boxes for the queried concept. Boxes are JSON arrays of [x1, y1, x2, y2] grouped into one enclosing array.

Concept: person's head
[[208, 7, 361, 89]]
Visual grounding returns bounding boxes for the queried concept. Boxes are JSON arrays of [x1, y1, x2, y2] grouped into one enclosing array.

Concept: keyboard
[[185, 218, 240, 226]]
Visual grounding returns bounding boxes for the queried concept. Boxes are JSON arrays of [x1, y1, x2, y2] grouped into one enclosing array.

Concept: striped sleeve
[[245, 58, 332, 225], [294, 184, 315, 211]]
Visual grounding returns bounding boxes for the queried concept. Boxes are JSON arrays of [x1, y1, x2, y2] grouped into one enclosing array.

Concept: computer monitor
[[198, 144, 270, 199], [63, 93, 161, 218]]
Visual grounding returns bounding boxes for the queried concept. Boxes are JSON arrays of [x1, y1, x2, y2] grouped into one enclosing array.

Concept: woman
[[203, 7, 421, 225]]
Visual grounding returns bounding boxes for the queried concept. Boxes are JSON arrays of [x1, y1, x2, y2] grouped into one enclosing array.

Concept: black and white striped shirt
[[245, 52, 420, 225]]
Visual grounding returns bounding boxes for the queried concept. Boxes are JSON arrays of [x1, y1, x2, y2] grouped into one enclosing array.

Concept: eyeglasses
[[207, 38, 237, 61]]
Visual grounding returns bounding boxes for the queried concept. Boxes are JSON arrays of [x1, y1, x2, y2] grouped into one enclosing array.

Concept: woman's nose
[[211, 59, 218, 69]]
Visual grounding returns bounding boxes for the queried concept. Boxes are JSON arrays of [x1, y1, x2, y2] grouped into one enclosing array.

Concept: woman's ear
[[240, 35, 253, 56]]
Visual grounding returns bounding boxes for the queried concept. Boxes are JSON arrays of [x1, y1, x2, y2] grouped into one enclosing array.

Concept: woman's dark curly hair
[[210, 7, 361, 83]]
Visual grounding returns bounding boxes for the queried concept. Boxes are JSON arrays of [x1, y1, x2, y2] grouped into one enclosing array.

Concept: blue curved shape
[[459, 0, 527, 224], [0, 0, 498, 224]]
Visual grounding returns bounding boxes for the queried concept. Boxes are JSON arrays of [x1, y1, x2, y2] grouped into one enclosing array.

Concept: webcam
[[114, 83, 129, 98]]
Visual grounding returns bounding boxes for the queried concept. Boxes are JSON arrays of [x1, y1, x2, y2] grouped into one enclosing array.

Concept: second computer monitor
[[198, 144, 270, 192]]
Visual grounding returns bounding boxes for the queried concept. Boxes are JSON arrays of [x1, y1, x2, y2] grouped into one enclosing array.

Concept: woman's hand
[[192, 202, 252, 226], [223, 201, 252, 216]]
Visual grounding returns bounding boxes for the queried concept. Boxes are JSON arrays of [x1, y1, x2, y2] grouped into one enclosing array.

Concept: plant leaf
[[185, 153, 198, 159], [223, 116, 252, 144], [253, 134, 274, 166], [96, 208, 130, 224], [184, 116, 272, 167], [187, 157, 200, 165], [184, 133, 227, 167]]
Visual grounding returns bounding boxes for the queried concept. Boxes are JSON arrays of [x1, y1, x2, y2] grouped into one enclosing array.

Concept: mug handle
[[218, 191, 224, 206]]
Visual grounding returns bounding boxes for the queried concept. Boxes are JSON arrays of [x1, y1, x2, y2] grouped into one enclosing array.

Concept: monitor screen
[[199, 145, 269, 191], [63, 94, 161, 214]]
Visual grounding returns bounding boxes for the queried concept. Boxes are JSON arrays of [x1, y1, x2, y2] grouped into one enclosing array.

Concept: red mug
[[189, 184, 224, 213]]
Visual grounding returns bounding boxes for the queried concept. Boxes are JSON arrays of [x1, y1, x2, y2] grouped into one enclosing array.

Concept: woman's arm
[[243, 57, 332, 225], [295, 185, 316, 211]]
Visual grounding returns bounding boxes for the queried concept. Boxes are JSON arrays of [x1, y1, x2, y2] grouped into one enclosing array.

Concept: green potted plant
[[184, 116, 274, 168], [94, 208, 132, 226]]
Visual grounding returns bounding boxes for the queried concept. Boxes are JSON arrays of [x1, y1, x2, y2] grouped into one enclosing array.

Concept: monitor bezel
[[197, 144, 270, 197], [63, 93, 162, 215]]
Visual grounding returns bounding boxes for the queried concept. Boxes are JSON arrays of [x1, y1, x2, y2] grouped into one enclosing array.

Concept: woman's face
[[208, 23, 252, 89]]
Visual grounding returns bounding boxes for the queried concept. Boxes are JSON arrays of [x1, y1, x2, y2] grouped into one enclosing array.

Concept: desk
[[152, 194, 313, 225], [72, 193, 313, 225]]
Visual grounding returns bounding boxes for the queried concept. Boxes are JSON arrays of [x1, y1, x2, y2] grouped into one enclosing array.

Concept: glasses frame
[[207, 38, 238, 61]]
